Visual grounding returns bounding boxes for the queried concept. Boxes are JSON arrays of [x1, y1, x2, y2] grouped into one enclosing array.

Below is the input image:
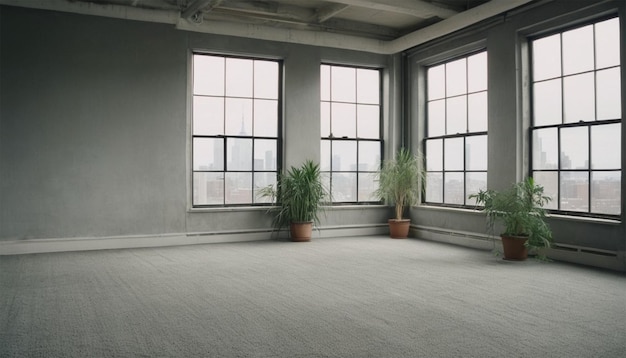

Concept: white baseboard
[[0, 224, 388, 255]]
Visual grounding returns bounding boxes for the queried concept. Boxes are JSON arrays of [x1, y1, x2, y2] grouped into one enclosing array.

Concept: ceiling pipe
[[181, 0, 222, 20]]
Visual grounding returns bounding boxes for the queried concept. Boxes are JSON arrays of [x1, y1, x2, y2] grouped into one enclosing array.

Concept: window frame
[[529, 15, 622, 220], [191, 52, 283, 208], [320, 63, 383, 205], [422, 49, 489, 208]]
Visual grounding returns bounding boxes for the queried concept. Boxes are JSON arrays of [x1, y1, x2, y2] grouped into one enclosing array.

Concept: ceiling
[[1, 0, 537, 53]]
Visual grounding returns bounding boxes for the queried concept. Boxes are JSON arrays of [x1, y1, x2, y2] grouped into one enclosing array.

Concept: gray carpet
[[1, 236, 625, 358]]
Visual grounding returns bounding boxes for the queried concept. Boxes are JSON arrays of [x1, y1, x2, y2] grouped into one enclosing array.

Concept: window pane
[[225, 172, 252, 204], [596, 67, 622, 120], [321, 140, 331, 171], [254, 60, 278, 99], [562, 24, 594, 75], [225, 98, 252, 136], [467, 92, 487, 132], [428, 100, 446, 136], [466, 135, 487, 171], [254, 139, 276, 171], [444, 137, 464, 171], [595, 18, 620, 69], [193, 96, 224, 135], [254, 172, 277, 204], [466, 172, 487, 206], [358, 141, 381, 171], [254, 99, 277, 137], [533, 128, 558, 169], [467, 52, 487, 92], [227, 138, 252, 170], [561, 127, 589, 170], [332, 141, 357, 171], [331, 66, 356, 102], [560, 171, 589, 212], [193, 138, 224, 171], [532, 34, 561, 81], [446, 58, 466, 97], [532, 171, 558, 210], [225, 58, 253, 97], [426, 139, 443, 171], [564, 73, 595, 123], [321, 65, 330, 101], [591, 123, 621, 169], [357, 68, 380, 104], [446, 96, 467, 134], [331, 103, 356, 137], [358, 173, 377, 202], [533, 79, 562, 126], [332, 173, 357, 202], [194, 172, 224, 205], [426, 172, 443, 203], [591, 171, 621, 215], [444, 172, 464, 205], [428, 64, 445, 100], [321, 102, 331, 137], [357, 105, 380, 139], [193, 55, 224, 96]]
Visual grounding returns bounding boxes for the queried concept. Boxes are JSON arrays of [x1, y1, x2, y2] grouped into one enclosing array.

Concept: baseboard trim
[[412, 225, 625, 272], [412, 225, 497, 251], [0, 224, 389, 255]]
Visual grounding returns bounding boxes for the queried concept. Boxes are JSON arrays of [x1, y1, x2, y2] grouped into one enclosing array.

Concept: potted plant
[[258, 160, 329, 242], [469, 177, 553, 260], [373, 148, 425, 238]]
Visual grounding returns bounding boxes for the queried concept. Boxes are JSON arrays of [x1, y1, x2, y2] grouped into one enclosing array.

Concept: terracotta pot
[[501, 235, 529, 261], [388, 219, 411, 239], [290, 221, 313, 242]]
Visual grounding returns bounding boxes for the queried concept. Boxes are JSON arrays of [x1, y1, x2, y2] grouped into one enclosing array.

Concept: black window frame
[[191, 52, 283, 208], [423, 50, 489, 208], [320, 63, 383, 205], [529, 15, 622, 219]]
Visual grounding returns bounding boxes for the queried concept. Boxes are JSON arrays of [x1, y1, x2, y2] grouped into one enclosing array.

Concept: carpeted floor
[[1, 236, 625, 357]]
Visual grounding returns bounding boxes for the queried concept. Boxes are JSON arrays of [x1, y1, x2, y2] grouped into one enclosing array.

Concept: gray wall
[[0, 6, 391, 241], [408, 0, 626, 254], [1, 2, 624, 262]]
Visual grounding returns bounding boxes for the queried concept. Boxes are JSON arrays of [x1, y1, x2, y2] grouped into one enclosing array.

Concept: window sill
[[188, 206, 272, 213], [547, 213, 621, 225], [414, 204, 484, 215]]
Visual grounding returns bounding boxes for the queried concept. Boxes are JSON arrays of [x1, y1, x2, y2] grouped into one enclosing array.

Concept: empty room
[[1, 0, 625, 357]]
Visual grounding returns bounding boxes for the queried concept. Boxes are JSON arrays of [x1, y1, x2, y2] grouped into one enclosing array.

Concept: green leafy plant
[[469, 177, 553, 251], [258, 160, 329, 230], [373, 148, 425, 221]]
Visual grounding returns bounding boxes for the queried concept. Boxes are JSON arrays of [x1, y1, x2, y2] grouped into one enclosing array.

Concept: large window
[[320, 64, 382, 203], [192, 54, 281, 206], [531, 17, 621, 217], [424, 51, 488, 206]]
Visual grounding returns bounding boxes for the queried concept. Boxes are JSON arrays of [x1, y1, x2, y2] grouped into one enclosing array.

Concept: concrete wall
[[407, 0, 626, 269], [0, 5, 391, 246], [1, 2, 624, 271]]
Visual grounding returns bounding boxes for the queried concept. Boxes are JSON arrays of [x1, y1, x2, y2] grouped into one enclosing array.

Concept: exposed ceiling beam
[[328, 0, 458, 19], [384, 0, 534, 53], [176, 18, 387, 54], [217, 1, 314, 22], [0, 0, 180, 23], [316, 4, 350, 23], [0, 0, 536, 55]]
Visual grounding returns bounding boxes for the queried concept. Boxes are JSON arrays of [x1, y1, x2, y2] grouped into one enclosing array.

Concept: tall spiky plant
[[374, 148, 425, 220], [258, 160, 329, 230]]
